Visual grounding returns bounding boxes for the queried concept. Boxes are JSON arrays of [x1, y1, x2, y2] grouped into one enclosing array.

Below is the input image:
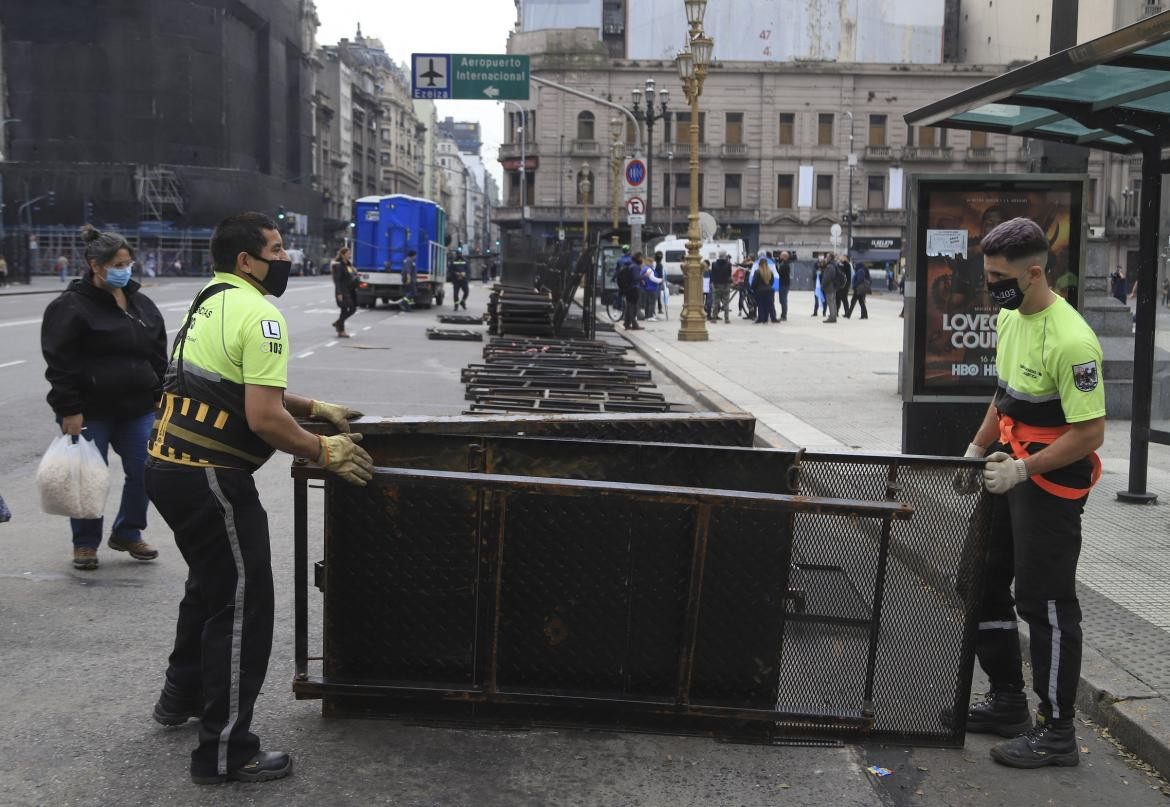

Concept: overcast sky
[[316, 0, 517, 189]]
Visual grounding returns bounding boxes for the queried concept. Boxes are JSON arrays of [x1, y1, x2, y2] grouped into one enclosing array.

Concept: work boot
[[153, 679, 201, 726], [107, 535, 159, 560], [192, 751, 293, 785], [990, 715, 1078, 768], [967, 690, 1032, 737], [72, 547, 99, 571]]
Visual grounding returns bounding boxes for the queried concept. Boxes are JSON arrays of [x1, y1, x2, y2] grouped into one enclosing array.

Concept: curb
[[623, 325, 1170, 781], [619, 329, 795, 449]]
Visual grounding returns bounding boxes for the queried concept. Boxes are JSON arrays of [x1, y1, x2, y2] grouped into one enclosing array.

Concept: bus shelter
[[906, 11, 1170, 503]]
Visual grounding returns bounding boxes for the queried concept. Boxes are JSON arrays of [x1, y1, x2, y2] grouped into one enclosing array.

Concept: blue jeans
[[61, 412, 155, 549]]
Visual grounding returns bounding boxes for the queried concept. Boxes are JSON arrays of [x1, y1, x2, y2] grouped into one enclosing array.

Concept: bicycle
[[731, 281, 757, 320]]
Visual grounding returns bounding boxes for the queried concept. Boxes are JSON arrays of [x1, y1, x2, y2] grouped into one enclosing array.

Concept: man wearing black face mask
[[144, 212, 374, 785], [961, 217, 1105, 770]]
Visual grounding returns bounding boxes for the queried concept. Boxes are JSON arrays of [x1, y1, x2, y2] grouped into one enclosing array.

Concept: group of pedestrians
[[813, 252, 870, 323], [616, 246, 665, 330]]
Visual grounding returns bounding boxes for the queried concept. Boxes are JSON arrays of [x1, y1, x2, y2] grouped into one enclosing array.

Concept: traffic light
[[276, 206, 287, 221]]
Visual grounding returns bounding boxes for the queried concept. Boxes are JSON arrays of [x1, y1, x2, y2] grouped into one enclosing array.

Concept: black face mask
[[248, 254, 292, 297], [987, 276, 1024, 310]]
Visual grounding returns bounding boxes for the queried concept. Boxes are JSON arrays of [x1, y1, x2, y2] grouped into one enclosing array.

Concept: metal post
[[1119, 145, 1162, 503], [667, 151, 674, 235], [558, 133, 565, 237], [678, 87, 708, 342], [645, 114, 654, 229]]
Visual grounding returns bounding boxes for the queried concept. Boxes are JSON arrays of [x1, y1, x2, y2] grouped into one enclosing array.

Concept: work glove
[[952, 442, 985, 495], [317, 433, 374, 486], [983, 451, 1028, 495], [311, 399, 363, 433]]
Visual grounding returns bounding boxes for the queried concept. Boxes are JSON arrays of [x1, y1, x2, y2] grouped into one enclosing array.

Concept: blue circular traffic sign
[[625, 159, 646, 186]]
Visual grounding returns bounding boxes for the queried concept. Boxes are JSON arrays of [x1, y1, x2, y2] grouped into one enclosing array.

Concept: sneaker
[[72, 547, 99, 571], [646, 316, 659, 322], [153, 679, 202, 726], [990, 716, 1078, 768], [107, 535, 159, 560], [192, 751, 293, 785], [967, 690, 1031, 737]]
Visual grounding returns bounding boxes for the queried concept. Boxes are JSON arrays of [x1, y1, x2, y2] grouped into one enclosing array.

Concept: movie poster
[[916, 181, 1082, 392]]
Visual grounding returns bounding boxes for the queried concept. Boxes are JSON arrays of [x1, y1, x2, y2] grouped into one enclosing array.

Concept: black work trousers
[[847, 290, 868, 318], [976, 479, 1085, 720], [452, 276, 470, 306], [145, 461, 274, 778], [623, 291, 641, 328]]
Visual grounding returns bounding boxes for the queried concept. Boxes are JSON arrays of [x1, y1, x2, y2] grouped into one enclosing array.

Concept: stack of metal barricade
[[461, 337, 674, 414]]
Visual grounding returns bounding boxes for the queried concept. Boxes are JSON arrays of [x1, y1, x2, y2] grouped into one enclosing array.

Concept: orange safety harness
[[997, 414, 1102, 499]]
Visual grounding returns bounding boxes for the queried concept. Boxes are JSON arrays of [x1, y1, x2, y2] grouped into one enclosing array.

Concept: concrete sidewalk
[[625, 289, 1170, 780]]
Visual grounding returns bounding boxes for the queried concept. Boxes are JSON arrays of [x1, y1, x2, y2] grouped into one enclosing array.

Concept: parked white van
[[656, 237, 747, 284]]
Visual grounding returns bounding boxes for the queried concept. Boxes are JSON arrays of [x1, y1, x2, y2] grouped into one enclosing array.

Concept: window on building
[[726, 113, 744, 145], [675, 112, 706, 143], [381, 128, 391, 143], [724, 174, 742, 208], [625, 118, 637, 146], [818, 113, 834, 145], [673, 173, 705, 207], [970, 130, 989, 149], [869, 114, 887, 146], [577, 111, 595, 141], [380, 152, 390, 166], [867, 175, 885, 209], [778, 113, 795, 145], [1088, 177, 1098, 213], [777, 174, 794, 208], [815, 174, 834, 209]]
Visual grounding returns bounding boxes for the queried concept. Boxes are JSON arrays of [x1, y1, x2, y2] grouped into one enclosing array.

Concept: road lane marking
[[0, 318, 42, 328], [326, 340, 338, 347], [362, 326, 372, 331], [296, 350, 315, 359], [0, 360, 26, 369]]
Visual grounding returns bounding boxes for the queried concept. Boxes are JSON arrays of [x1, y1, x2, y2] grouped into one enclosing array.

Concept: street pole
[[676, 15, 712, 342], [666, 151, 674, 235], [558, 133, 565, 238], [845, 112, 855, 257]]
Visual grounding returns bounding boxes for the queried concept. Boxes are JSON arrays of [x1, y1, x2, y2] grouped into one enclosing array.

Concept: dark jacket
[[750, 265, 774, 293], [331, 259, 357, 295], [710, 258, 732, 285], [41, 274, 167, 420], [852, 264, 870, 291], [777, 260, 792, 287]]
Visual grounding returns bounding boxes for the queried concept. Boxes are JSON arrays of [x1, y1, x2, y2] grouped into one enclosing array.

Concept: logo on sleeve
[[1072, 360, 1098, 392], [260, 320, 282, 340]]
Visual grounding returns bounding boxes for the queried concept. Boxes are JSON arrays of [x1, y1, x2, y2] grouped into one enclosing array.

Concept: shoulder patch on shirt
[[260, 320, 282, 340], [1072, 360, 1098, 392]]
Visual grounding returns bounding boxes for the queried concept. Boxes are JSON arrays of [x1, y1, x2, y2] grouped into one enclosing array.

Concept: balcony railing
[[863, 145, 895, 161], [1109, 215, 1141, 235], [571, 140, 601, 156], [497, 141, 539, 160], [706, 207, 759, 221], [664, 141, 711, 158], [966, 147, 994, 161], [902, 147, 954, 161], [857, 209, 908, 226], [721, 143, 749, 158]]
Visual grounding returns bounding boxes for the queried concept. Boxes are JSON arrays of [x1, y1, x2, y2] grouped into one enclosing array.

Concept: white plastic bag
[[36, 434, 110, 520]]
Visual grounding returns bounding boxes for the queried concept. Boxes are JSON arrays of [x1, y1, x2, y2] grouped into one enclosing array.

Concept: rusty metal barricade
[[291, 417, 992, 745]]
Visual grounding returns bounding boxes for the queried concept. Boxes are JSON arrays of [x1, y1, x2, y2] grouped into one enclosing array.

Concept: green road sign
[[451, 54, 530, 100]]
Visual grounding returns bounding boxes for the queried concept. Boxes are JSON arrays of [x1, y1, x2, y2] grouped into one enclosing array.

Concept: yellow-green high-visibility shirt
[[993, 296, 1105, 427], [148, 272, 291, 471]]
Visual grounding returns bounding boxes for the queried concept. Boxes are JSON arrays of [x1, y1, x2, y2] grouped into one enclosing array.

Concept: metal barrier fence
[[290, 418, 991, 746]]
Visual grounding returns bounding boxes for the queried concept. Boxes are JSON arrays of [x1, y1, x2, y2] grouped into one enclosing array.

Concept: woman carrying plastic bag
[[36, 434, 111, 520], [40, 226, 168, 571]]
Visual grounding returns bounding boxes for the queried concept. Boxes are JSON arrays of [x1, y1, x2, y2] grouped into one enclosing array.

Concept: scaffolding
[[135, 165, 186, 221]]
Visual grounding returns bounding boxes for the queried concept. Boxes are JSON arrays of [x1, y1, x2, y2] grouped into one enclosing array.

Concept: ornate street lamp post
[[677, 0, 713, 342], [580, 162, 596, 339], [631, 79, 670, 228], [609, 117, 624, 231]]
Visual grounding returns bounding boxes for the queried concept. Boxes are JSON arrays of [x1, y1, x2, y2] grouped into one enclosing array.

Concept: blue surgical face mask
[[104, 264, 133, 288]]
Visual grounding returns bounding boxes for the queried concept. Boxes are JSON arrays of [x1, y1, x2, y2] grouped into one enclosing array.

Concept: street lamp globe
[[676, 49, 694, 80], [645, 77, 656, 96], [692, 35, 714, 69], [631, 87, 642, 107], [610, 117, 624, 140], [684, 0, 707, 26], [659, 88, 670, 106]]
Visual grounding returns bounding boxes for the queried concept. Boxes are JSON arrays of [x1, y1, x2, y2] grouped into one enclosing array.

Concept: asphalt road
[[0, 277, 1166, 806]]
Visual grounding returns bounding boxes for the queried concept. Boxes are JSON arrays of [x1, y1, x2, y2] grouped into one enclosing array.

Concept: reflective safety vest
[[148, 273, 290, 472]]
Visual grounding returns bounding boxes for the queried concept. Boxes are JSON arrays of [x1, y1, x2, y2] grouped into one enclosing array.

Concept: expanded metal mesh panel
[[323, 480, 479, 685], [495, 493, 695, 696], [796, 454, 992, 744]]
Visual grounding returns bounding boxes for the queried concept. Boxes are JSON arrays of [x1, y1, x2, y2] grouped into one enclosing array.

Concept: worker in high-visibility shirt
[[961, 217, 1105, 769], [144, 212, 373, 785]]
